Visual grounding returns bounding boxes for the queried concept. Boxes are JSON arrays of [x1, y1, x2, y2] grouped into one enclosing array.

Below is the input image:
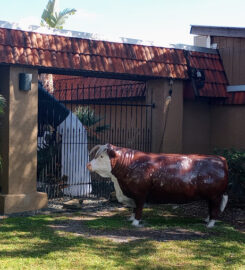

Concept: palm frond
[[41, 0, 56, 26], [54, 9, 77, 29], [41, 0, 76, 29], [59, 8, 77, 18]]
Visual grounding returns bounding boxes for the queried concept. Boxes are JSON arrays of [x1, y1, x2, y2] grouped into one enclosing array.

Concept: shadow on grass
[[0, 209, 244, 270], [0, 215, 164, 269]]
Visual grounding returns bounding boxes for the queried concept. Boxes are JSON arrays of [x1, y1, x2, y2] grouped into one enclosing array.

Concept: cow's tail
[[220, 194, 228, 212], [219, 156, 228, 213]]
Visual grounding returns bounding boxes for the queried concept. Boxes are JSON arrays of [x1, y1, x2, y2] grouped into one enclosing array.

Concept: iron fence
[[37, 79, 153, 199]]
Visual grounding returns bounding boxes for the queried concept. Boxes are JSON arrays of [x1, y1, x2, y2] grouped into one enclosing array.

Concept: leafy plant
[[0, 95, 5, 114], [74, 106, 110, 143], [214, 148, 245, 199], [41, 0, 76, 29], [40, 0, 77, 93], [37, 129, 68, 198]]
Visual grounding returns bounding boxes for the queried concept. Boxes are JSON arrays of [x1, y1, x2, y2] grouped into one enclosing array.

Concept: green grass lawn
[[0, 205, 244, 270]]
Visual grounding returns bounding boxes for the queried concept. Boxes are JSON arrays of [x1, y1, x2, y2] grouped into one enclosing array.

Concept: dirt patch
[[50, 215, 206, 243], [176, 200, 245, 233], [48, 200, 210, 243], [48, 198, 245, 242]]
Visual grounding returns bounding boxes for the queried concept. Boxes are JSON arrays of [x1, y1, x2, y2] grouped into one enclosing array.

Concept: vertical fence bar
[[38, 80, 151, 200]]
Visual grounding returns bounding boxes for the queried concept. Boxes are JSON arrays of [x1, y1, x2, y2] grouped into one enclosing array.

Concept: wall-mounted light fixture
[[19, 73, 32, 91]]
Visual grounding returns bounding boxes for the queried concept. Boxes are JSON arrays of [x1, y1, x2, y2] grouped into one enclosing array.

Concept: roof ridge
[[0, 20, 173, 48]]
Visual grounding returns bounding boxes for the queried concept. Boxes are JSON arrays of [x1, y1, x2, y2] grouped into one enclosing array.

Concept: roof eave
[[190, 25, 245, 38]]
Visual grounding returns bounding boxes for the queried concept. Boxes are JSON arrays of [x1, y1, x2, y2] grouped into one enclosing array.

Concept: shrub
[[74, 106, 110, 143], [214, 148, 245, 200], [0, 94, 5, 170]]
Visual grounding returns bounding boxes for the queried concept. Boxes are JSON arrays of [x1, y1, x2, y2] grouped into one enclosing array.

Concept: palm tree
[[40, 0, 76, 92], [41, 0, 76, 29]]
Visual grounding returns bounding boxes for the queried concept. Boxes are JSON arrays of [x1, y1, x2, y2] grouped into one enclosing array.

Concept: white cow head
[[86, 144, 116, 178]]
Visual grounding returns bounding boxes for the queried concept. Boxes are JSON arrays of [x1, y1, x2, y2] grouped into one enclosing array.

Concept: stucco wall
[[0, 65, 47, 214], [8, 66, 39, 194], [183, 100, 245, 154], [182, 100, 211, 154], [147, 79, 183, 154], [211, 105, 245, 150]]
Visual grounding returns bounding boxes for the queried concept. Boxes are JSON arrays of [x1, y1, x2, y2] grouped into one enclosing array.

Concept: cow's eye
[[100, 155, 103, 158]]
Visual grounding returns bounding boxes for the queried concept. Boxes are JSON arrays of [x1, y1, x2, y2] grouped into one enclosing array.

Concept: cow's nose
[[87, 162, 92, 171]]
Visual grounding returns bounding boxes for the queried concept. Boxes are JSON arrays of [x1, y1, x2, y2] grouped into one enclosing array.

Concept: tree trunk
[[39, 73, 54, 93]]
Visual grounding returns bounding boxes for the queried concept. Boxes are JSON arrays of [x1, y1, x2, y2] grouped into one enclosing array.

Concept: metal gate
[[37, 79, 153, 199]]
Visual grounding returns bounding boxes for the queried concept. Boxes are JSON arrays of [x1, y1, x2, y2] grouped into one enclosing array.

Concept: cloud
[[18, 16, 40, 27], [72, 8, 98, 21], [64, 8, 100, 31]]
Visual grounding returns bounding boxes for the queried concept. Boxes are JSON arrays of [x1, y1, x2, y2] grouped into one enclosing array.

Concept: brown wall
[[183, 99, 245, 154], [147, 79, 183, 154], [164, 80, 183, 153], [183, 100, 211, 154], [212, 36, 245, 85], [211, 104, 245, 150]]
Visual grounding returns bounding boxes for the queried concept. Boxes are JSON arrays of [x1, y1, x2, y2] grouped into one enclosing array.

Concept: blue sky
[[0, 0, 245, 45]]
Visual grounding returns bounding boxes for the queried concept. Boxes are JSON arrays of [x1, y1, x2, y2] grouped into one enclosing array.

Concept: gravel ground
[[0, 197, 120, 219]]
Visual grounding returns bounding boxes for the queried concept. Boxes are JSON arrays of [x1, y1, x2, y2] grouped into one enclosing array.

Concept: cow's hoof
[[128, 213, 135, 221], [132, 219, 143, 227], [204, 216, 210, 223], [206, 219, 216, 228]]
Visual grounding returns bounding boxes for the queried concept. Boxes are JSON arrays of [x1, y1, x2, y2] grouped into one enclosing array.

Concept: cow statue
[[87, 144, 228, 228]]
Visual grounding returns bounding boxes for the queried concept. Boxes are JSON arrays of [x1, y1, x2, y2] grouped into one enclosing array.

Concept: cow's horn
[[89, 145, 102, 156], [94, 144, 109, 158]]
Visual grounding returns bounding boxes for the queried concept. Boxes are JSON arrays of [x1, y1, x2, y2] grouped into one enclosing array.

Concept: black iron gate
[[37, 79, 153, 199]]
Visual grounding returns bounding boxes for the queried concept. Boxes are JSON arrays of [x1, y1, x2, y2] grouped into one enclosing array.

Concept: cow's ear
[[107, 148, 116, 158]]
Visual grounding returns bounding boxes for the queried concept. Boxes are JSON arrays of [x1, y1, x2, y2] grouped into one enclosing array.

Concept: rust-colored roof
[[0, 27, 188, 80], [186, 51, 228, 99], [184, 51, 245, 104], [53, 75, 141, 88], [1, 26, 242, 104], [52, 75, 145, 101], [226, 92, 245, 104]]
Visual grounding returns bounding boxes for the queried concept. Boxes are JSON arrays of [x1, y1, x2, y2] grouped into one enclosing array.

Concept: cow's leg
[[207, 196, 222, 228], [204, 216, 210, 223], [128, 208, 136, 221], [205, 201, 210, 223], [132, 202, 144, 227]]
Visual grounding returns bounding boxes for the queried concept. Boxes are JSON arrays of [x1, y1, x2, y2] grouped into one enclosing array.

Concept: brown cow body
[[87, 144, 228, 227]]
